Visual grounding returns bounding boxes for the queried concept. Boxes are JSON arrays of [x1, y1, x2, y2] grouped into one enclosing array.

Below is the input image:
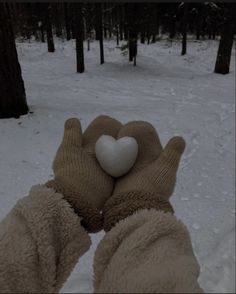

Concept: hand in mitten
[[47, 116, 122, 233], [103, 121, 186, 231]]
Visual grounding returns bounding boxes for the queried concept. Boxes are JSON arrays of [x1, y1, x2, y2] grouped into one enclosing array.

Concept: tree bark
[[119, 5, 123, 41], [126, 3, 138, 63], [214, 4, 235, 74], [40, 25, 45, 42], [0, 4, 29, 118], [169, 16, 176, 39], [196, 18, 201, 40], [141, 31, 145, 44], [116, 24, 119, 46], [74, 3, 84, 73], [181, 3, 188, 56], [64, 3, 71, 41], [96, 3, 104, 64], [95, 3, 100, 41], [44, 4, 55, 52]]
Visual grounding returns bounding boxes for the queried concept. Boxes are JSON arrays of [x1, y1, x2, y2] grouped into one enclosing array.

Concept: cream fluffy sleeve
[[0, 185, 91, 293], [94, 209, 203, 293]]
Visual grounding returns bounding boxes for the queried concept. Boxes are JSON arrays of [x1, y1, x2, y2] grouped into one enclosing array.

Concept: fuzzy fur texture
[[94, 209, 204, 293], [0, 185, 91, 293]]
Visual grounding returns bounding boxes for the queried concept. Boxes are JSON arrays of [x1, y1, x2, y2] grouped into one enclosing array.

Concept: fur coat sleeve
[[0, 185, 91, 293], [94, 208, 204, 293]]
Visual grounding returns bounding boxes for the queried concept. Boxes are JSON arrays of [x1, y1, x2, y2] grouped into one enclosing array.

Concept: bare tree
[[214, 4, 235, 74], [96, 3, 104, 64], [44, 3, 55, 52], [74, 3, 85, 73], [0, 4, 29, 119], [181, 3, 188, 56]]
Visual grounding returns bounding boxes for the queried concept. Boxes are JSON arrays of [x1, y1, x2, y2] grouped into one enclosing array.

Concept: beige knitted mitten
[[47, 116, 121, 233], [103, 121, 186, 231]]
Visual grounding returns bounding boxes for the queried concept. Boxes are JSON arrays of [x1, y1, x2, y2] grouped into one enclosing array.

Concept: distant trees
[[2, 2, 235, 75], [2, 2, 235, 119], [0, 3, 29, 119]]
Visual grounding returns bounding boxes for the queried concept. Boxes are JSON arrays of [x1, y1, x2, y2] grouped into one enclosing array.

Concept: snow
[[0, 37, 235, 293]]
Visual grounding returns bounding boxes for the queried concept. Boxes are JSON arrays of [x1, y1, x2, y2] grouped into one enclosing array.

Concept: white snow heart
[[95, 135, 138, 177]]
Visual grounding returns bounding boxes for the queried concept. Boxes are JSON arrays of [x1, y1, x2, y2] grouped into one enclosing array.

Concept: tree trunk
[[141, 31, 145, 44], [169, 16, 176, 39], [96, 3, 104, 64], [44, 4, 55, 52], [201, 18, 206, 39], [52, 3, 62, 38], [40, 24, 45, 42], [124, 25, 128, 40], [147, 27, 151, 45], [0, 4, 29, 119], [196, 20, 201, 40], [95, 3, 100, 41], [108, 12, 112, 39], [64, 3, 71, 41], [103, 3, 107, 39], [36, 3, 45, 43], [123, 6, 128, 41], [212, 30, 216, 40], [24, 3, 32, 40], [87, 38, 90, 51], [127, 4, 138, 63], [119, 5, 123, 41], [152, 3, 159, 43], [156, 11, 160, 38], [74, 3, 84, 73], [181, 3, 188, 56], [214, 4, 235, 74], [116, 24, 119, 46]]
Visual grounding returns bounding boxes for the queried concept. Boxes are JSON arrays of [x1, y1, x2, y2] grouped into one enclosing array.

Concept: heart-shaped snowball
[[95, 135, 138, 177]]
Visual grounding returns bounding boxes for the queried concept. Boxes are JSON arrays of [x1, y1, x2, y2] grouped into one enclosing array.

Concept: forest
[[0, 2, 235, 118]]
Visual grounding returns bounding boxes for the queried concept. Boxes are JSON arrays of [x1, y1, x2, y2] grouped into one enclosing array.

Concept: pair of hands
[[47, 115, 185, 233]]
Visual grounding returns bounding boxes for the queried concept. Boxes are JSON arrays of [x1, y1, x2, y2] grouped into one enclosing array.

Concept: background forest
[[0, 2, 235, 293], [0, 2, 235, 118]]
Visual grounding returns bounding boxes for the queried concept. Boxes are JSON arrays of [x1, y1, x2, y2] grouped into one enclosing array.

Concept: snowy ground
[[0, 37, 235, 293]]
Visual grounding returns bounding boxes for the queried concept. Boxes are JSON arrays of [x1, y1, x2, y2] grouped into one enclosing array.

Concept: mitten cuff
[[45, 180, 103, 233], [103, 190, 174, 232]]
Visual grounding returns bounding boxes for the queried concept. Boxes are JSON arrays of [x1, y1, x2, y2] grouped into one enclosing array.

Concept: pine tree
[[0, 4, 29, 118]]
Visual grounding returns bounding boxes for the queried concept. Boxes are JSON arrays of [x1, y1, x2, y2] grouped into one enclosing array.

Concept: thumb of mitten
[[150, 136, 186, 199], [53, 118, 82, 171]]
